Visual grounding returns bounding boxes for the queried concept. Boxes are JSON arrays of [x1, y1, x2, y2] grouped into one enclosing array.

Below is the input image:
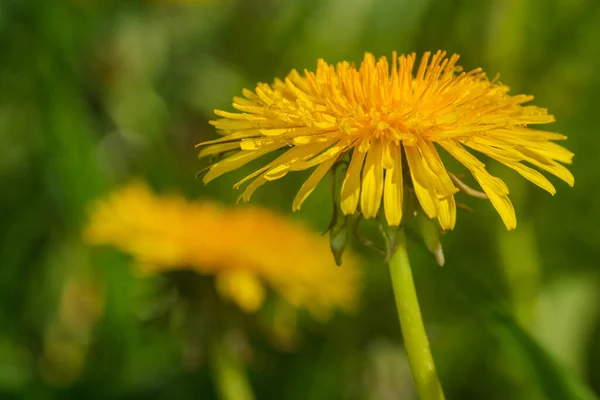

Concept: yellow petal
[[260, 128, 289, 136], [360, 140, 384, 219], [383, 143, 403, 226], [213, 109, 255, 120], [265, 164, 290, 181], [461, 141, 557, 195], [381, 140, 395, 169], [203, 143, 285, 184], [292, 135, 334, 145], [441, 141, 509, 194], [195, 130, 261, 147], [237, 175, 268, 203], [404, 145, 437, 218], [233, 142, 333, 190], [292, 156, 338, 211], [216, 271, 265, 313], [483, 131, 564, 150], [493, 127, 567, 142], [289, 140, 347, 171], [534, 141, 574, 164], [472, 169, 516, 230], [438, 140, 486, 170], [340, 146, 367, 216], [240, 137, 278, 151], [210, 118, 256, 131], [464, 138, 574, 188], [197, 142, 240, 159], [418, 140, 457, 196], [463, 139, 522, 162], [504, 161, 556, 195], [241, 88, 258, 99], [441, 140, 515, 229], [517, 147, 575, 187], [436, 195, 456, 230], [282, 127, 338, 139]]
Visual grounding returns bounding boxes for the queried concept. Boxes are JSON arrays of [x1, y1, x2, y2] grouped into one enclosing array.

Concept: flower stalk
[[210, 338, 256, 400], [388, 230, 445, 400]]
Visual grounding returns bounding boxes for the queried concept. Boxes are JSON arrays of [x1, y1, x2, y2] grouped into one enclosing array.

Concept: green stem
[[388, 230, 445, 400], [210, 338, 256, 400]]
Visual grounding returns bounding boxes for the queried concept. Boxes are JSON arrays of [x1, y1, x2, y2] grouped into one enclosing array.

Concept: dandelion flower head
[[84, 181, 360, 318], [198, 50, 574, 230]]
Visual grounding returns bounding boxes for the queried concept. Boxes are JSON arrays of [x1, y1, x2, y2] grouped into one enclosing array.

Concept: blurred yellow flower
[[84, 182, 359, 319], [197, 50, 574, 230]]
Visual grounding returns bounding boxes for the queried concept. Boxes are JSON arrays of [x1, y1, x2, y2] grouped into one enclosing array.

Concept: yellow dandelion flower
[[198, 50, 574, 230], [83, 181, 360, 319]]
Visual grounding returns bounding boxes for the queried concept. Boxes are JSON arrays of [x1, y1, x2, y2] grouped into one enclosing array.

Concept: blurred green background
[[2, 0, 600, 398]]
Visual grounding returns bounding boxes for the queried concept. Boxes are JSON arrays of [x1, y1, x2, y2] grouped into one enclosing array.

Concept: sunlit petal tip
[[202, 173, 215, 185], [235, 194, 247, 205], [437, 196, 457, 231], [213, 109, 229, 118]]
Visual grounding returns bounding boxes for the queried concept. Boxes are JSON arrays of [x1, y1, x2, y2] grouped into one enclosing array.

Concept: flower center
[[339, 105, 433, 146]]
